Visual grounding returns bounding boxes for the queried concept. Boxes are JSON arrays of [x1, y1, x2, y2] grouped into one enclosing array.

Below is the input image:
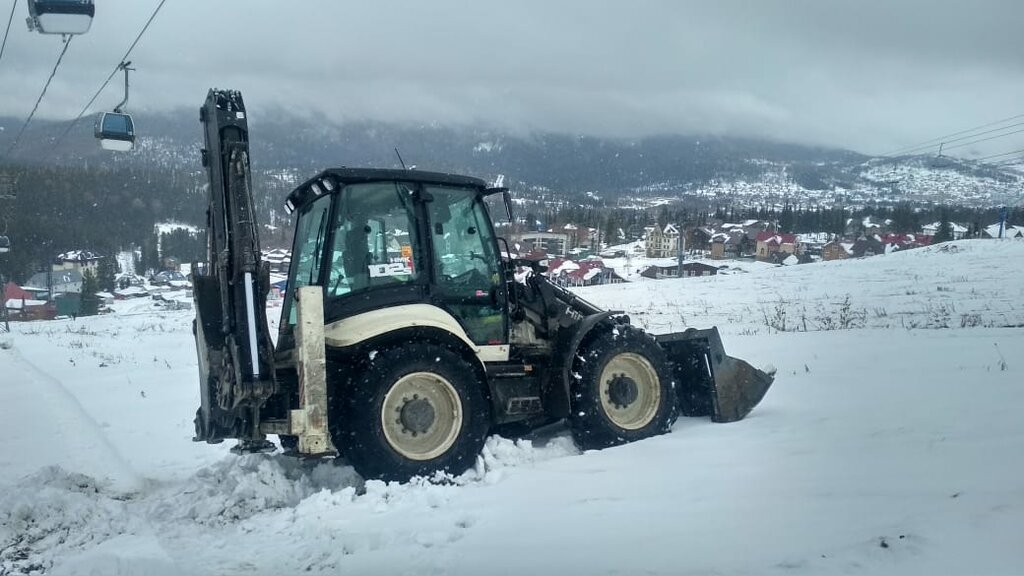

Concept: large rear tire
[[331, 343, 490, 482], [570, 324, 678, 450]]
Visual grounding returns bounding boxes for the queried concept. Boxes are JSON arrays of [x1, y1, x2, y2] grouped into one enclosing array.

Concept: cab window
[[326, 182, 420, 298]]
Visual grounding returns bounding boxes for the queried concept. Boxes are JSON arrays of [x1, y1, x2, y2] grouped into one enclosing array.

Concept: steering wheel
[[468, 251, 491, 265], [447, 267, 488, 287]]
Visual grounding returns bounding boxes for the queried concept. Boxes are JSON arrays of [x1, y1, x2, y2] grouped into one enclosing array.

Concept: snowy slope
[[577, 239, 1024, 337], [1, 240, 1023, 575]]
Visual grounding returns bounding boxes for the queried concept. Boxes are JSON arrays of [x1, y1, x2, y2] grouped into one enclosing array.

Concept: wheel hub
[[607, 374, 639, 409], [399, 395, 436, 435], [381, 371, 464, 461]]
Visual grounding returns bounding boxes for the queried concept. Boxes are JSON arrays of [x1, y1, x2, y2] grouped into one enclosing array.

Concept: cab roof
[[286, 168, 489, 213]]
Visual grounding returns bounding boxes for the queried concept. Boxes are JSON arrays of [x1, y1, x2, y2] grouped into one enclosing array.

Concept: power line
[[0, 0, 16, 65], [881, 112, 1024, 157], [1, 37, 74, 160], [52, 0, 168, 151]]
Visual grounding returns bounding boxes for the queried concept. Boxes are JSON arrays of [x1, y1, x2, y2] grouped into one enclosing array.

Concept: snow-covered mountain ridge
[[4, 113, 1022, 209]]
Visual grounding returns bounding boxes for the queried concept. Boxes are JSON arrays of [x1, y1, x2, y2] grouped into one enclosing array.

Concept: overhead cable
[[882, 112, 1024, 157], [939, 127, 1024, 154], [977, 148, 1024, 162], [1, 37, 74, 160], [0, 0, 15, 65]]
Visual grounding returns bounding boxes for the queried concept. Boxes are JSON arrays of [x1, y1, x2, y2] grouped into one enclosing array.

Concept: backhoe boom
[[192, 89, 276, 446]]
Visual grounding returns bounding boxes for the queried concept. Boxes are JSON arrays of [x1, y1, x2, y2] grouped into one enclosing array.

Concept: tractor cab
[[26, 0, 94, 35], [279, 169, 510, 354]]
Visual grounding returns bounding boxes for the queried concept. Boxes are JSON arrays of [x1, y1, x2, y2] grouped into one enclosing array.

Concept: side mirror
[[483, 186, 512, 224], [502, 190, 514, 223]]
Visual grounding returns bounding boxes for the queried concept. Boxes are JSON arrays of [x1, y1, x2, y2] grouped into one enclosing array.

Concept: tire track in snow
[[0, 346, 139, 491]]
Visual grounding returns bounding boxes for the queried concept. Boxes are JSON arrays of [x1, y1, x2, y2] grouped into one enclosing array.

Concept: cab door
[[424, 186, 508, 346]]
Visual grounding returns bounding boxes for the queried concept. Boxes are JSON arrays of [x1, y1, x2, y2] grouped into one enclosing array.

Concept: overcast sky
[[2, 0, 1023, 156]]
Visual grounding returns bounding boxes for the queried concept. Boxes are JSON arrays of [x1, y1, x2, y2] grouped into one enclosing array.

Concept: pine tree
[[96, 256, 117, 293], [933, 209, 954, 243], [143, 232, 160, 274], [79, 269, 101, 316]]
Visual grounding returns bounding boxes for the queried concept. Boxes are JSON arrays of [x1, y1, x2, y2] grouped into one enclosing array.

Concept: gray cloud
[[2, 0, 1024, 155]]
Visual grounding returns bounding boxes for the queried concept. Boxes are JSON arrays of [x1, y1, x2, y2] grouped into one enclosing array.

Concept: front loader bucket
[[656, 327, 775, 423]]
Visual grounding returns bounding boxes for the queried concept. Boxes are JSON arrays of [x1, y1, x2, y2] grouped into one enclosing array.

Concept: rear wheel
[[570, 325, 678, 449], [331, 342, 490, 482]]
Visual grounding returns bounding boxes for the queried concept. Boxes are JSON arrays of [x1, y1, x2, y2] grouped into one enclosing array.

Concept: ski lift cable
[[0, 36, 74, 161], [920, 121, 1024, 151], [51, 0, 167, 151], [0, 0, 16, 65], [977, 147, 1024, 162], [880, 112, 1024, 157], [939, 127, 1024, 154]]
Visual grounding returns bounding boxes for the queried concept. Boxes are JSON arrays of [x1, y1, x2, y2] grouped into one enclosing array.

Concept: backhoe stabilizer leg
[[288, 286, 338, 457], [656, 327, 775, 423]]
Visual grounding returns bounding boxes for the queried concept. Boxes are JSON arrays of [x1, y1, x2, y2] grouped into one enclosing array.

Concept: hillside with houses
[[4, 212, 1023, 326]]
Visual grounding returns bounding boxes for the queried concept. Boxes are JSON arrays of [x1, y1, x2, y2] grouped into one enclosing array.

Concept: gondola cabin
[[95, 112, 135, 152], [26, 0, 94, 35]]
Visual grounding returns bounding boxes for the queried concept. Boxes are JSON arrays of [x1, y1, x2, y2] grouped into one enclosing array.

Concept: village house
[[921, 221, 969, 240], [822, 236, 886, 261], [845, 216, 892, 237], [53, 250, 102, 274], [755, 232, 801, 261], [24, 268, 85, 295], [518, 232, 571, 257], [262, 248, 292, 274], [878, 233, 931, 252], [640, 261, 720, 279], [982, 223, 1024, 239], [645, 224, 680, 258], [2, 281, 54, 321], [545, 258, 625, 287], [710, 231, 746, 259]]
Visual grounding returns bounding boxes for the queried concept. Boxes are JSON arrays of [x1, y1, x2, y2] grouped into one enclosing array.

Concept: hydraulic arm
[[192, 89, 276, 448]]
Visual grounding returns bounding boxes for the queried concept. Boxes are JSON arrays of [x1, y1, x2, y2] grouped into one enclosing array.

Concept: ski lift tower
[[0, 173, 14, 332]]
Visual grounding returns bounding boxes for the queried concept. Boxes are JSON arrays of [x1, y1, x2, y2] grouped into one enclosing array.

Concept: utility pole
[[676, 222, 686, 278], [0, 272, 9, 333], [0, 172, 12, 332]]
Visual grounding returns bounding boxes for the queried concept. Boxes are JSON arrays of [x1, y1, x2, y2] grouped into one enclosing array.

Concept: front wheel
[[331, 343, 490, 482], [570, 324, 678, 450]]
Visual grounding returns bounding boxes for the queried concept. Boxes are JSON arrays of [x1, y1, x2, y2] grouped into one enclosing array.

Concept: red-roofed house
[[3, 281, 31, 301], [755, 232, 801, 261], [547, 258, 624, 287], [878, 233, 932, 252], [3, 281, 54, 321]]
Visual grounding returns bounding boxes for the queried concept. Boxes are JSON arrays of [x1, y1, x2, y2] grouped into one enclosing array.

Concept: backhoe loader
[[192, 89, 775, 481]]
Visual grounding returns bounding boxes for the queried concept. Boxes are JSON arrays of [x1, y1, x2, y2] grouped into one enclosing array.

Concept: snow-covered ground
[[1, 239, 1023, 575]]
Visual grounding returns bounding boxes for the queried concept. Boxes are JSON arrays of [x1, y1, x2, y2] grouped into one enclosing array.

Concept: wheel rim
[[598, 352, 661, 430], [380, 371, 463, 461]]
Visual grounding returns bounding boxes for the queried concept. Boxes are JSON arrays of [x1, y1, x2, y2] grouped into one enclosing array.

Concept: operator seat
[[342, 220, 371, 292]]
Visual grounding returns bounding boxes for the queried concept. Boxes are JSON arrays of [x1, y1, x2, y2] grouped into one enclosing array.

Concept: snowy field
[[1, 239, 1023, 575]]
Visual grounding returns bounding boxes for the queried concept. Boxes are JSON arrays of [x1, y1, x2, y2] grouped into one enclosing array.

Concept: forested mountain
[[1, 110, 1022, 282]]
